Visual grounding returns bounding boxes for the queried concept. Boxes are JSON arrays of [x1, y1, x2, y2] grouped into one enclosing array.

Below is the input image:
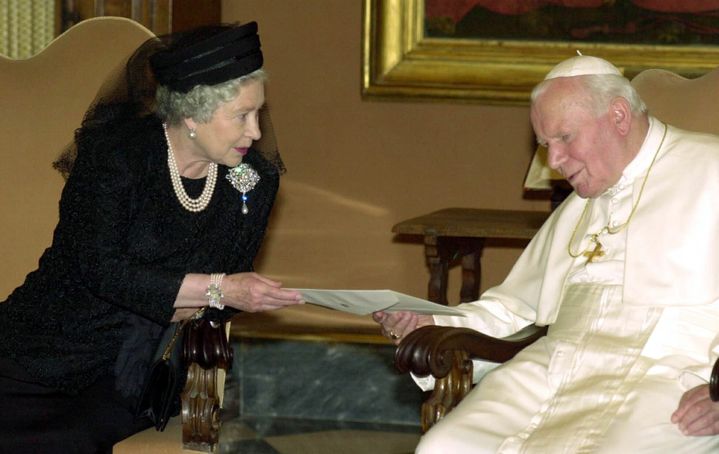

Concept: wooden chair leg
[[182, 320, 233, 452], [420, 350, 473, 433], [182, 363, 222, 451]]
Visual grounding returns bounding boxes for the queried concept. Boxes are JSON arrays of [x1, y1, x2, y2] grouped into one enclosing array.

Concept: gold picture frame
[[362, 0, 719, 105]]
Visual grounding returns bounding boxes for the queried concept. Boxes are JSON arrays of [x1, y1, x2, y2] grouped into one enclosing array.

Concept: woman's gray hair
[[531, 73, 647, 117], [155, 68, 267, 124]]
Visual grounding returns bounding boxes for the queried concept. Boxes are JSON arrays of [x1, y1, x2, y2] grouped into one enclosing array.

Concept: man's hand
[[671, 384, 719, 436], [372, 310, 434, 345]]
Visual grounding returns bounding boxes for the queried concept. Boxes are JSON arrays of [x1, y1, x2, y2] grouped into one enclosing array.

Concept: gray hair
[[155, 68, 267, 124], [531, 73, 647, 117]]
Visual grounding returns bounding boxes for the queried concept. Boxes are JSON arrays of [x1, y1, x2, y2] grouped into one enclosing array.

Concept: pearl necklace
[[163, 123, 217, 213]]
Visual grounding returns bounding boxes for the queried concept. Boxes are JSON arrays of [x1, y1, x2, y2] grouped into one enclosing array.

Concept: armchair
[[0, 17, 229, 451], [396, 64, 719, 433]]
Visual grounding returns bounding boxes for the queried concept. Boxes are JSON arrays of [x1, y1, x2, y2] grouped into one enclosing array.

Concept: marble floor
[[116, 335, 426, 454], [218, 336, 424, 453], [217, 416, 420, 454], [116, 415, 421, 454]]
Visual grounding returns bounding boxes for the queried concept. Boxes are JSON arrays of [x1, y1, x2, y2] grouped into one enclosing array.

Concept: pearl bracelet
[[205, 273, 226, 310]]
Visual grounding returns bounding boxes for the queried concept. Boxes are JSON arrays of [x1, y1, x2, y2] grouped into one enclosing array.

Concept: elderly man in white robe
[[374, 55, 719, 453]]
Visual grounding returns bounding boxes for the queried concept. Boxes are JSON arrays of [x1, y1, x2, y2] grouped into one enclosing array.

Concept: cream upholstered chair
[[395, 65, 719, 432], [0, 17, 229, 452], [0, 17, 155, 300], [630, 67, 719, 135]]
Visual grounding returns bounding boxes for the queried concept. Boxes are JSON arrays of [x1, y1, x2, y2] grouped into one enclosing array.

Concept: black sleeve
[[55, 128, 182, 324]]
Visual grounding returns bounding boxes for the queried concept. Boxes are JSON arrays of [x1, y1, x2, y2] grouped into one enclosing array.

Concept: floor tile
[[218, 417, 420, 454], [265, 429, 419, 454], [219, 438, 281, 454]]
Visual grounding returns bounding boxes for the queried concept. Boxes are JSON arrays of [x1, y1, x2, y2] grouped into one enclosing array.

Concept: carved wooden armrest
[[710, 357, 719, 402], [395, 324, 548, 432]]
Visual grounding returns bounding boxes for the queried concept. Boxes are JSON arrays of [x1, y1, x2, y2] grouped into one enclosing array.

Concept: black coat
[[0, 114, 278, 394]]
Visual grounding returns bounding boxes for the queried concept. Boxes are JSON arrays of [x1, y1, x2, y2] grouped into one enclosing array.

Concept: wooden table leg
[[424, 233, 448, 305], [424, 235, 484, 306], [459, 238, 484, 303]]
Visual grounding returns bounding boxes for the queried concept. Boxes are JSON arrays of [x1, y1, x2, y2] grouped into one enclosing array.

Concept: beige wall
[[224, 1, 549, 302]]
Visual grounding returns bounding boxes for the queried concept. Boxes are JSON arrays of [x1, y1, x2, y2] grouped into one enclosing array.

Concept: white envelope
[[292, 288, 465, 316]]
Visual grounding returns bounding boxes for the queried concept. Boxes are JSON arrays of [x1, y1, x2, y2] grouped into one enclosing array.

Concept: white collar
[[605, 116, 663, 196]]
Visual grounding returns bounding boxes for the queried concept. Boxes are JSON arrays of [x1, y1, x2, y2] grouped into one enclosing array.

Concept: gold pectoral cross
[[583, 234, 605, 263]]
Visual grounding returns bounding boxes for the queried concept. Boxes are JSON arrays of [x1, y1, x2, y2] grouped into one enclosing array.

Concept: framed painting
[[362, 0, 719, 105]]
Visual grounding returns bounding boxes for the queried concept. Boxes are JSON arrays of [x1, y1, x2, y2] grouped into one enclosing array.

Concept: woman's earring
[[188, 128, 197, 139]]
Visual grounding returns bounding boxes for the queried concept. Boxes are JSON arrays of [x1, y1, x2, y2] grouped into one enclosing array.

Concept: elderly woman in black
[[0, 22, 301, 452]]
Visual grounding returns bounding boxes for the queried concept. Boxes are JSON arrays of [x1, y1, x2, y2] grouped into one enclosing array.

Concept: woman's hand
[[372, 310, 434, 345], [222, 272, 303, 312], [671, 384, 719, 436]]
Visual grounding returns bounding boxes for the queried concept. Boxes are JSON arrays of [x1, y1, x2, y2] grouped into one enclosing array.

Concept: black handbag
[[136, 309, 203, 431]]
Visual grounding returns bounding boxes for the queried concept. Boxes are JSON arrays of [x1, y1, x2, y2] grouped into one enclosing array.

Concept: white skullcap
[[544, 55, 622, 80]]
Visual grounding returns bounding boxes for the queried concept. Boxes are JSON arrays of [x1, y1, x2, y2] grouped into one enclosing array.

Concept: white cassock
[[416, 118, 719, 453]]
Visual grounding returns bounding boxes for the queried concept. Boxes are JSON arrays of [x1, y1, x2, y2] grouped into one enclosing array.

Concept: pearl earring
[[188, 128, 197, 139]]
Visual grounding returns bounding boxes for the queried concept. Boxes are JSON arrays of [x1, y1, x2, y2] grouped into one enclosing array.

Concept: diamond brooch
[[226, 163, 260, 215]]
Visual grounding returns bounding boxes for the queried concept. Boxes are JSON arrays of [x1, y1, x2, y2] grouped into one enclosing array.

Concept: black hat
[[150, 22, 263, 93]]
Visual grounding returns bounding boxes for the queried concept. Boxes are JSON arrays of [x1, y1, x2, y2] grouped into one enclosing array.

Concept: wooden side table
[[392, 208, 549, 305]]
